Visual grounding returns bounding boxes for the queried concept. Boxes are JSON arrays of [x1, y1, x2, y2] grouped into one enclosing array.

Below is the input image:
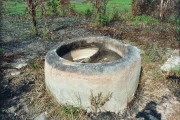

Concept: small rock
[[11, 71, 20, 76], [148, 114, 159, 120], [16, 63, 27, 69], [160, 49, 180, 72], [8, 107, 16, 114], [23, 105, 29, 113], [19, 99, 25, 103], [136, 48, 145, 54], [34, 113, 49, 120], [139, 49, 145, 54]]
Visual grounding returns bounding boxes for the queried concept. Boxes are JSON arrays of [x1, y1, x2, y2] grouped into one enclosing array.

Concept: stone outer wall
[[45, 36, 141, 113]]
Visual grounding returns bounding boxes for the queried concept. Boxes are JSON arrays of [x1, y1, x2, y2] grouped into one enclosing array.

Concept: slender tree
[[59, 0, 70, 16], [26, 0, 39, 35], [86, 0, 110, 26]]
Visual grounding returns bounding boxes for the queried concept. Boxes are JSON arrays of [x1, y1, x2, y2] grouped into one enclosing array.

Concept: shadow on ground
[[0, 37, 32, 119], [166, 74, 180, 101], [136, 101, 161, 120]]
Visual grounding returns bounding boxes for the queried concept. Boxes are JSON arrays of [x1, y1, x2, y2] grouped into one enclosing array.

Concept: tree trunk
[[32, 17, 37, 35], [132, 0, 179, 21]]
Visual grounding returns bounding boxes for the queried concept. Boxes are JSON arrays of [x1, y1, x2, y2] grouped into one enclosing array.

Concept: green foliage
[[175, 16, 180, 41], [142, 45, 161, 63], [4, 0, 132, 18], [61, 105, 81, 118], [4, 1, 26, 15], [41, 28, 47, 38], [30, 25, 34, 32], [47, 0, 60, 14], [28, 58, 43, 71], [106, 0, 131, 12], [101, 14, 110, 25], [134, 15, 159, 25], [89, 0, 132, 26], [85, 9, 93, 19], [176, 27, 180, 33], [71, 0, 131, 15], [71, 1, 93, 14], [167, 15, 176, 23], [87, 0, 110, 26], [94, 13, 110, 26], [172, 66, 180, 75], [4, 1, 42, 16], [0, 48, 4, 52], [40, 28, 54, 41], [176, 17, 180, 31], [111, 9, 134, 22]]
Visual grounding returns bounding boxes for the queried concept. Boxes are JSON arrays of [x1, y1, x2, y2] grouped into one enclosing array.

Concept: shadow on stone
[[136, 101, 161, 120]]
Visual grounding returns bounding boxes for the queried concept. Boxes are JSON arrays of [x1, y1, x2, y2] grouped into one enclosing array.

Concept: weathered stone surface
[[161, 49, 180, 72], [34, 113, 49, 120], [8, 107, 16, 114], [10, 71, 20, 76], [45, 36, 141, 113], [15, 63, 27, 69]]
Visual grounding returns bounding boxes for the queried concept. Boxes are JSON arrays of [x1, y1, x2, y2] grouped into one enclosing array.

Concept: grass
[[3, 1, 42, 16], [4, 1, 26, 15], [27, 57, 44, 72], [0, 48, 4, 52], [3, 0, 132, 15], [71, 0, 132, 14], [71, 2, 93, 14], [133, 15, 159, 26], [142, 45, 162, 63], [107, 0, 132, 11], [3, 0, 159, 25], [171, 66, 180, 76]]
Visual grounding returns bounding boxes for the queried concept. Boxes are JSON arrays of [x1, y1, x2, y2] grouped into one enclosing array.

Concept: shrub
[[47, 0, 59, 15], [85, 9, 93, 19], [59, 0, 70, 16], [87, 0, 110, 26]]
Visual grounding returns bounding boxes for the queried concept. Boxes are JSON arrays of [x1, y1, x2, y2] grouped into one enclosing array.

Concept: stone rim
[[45, 36, 140, 74]]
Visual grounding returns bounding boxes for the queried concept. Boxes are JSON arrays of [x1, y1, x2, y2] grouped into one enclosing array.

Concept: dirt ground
[[0, 13, 180, 120]]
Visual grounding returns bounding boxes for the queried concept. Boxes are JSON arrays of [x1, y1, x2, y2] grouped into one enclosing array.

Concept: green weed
[[176, 17, 180, 32], [4, 0, 132, 18], [171, 66, 180, 76], [27, 58, 44, 71], [4, 1, 26, 15], [167, 15, 177, 23], [4, 1, 42, 16], [142, 45, 162, 63], [47, 0, 60, 15], [134, 15, 159, 25], [0, 48, 4, 52], [85, 9, 93, 19], [62, 105, 80, 116]]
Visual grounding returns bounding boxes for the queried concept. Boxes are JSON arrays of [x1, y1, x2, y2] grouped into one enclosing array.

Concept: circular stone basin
[[45, 36, 141, 113]]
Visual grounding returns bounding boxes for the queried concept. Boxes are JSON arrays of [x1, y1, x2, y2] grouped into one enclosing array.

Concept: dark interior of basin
[[56, 40, 125, 63]]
